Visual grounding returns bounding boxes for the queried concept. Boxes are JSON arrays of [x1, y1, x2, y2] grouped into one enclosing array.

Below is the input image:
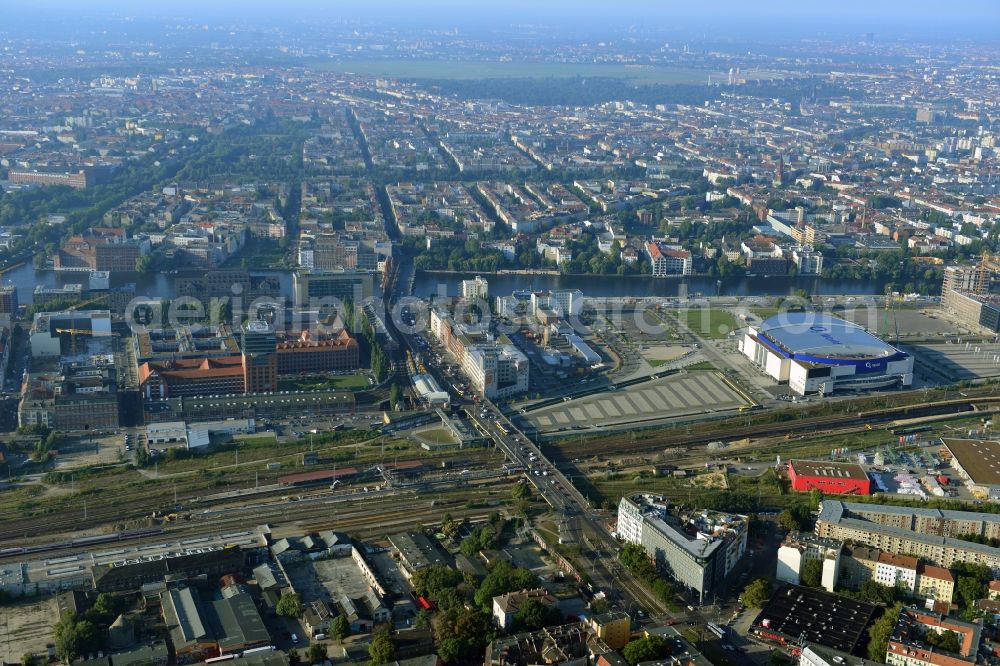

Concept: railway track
[[0, 453, 506, 545], [547, 397, 988, 460], [0, 481, 516, 563]]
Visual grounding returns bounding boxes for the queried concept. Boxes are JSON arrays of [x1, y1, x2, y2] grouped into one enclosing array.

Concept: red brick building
[[788, 459, 871, 495], [55, 227, 146, 272], [275, 329, 360, 375], [138, 356, 246, 400]]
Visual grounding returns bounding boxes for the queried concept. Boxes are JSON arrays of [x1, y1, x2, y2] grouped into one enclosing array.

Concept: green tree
[[288, 648, 301, 666], [389, 383, 403, 408], [513, 598, 561, 632], [368, 625, 396, 666], [859, 581, 897, 605], [474, 561, 538, 609], [438, 638, 461, 664], [53, 612, 101, 663], [511, 482, 532, 502], [589, 597, 610, 614], [413, 609, 432, 630], [410, 565, 464, 606], [952, 561, 991, 609], [622, 636, 665, 665], [275, 592, 302, 618], [93, 592, 115, 614], [800, 559, 823, 588], [924, 629, 962, 653], [308, 643, 328, 665], [741, 578, 773, 608], [867, 604, 902, 662], [956, 575, 987, 608], [431, 608, 495, 660], [332, 614, 351, 640], [777, 504, 812, 532]]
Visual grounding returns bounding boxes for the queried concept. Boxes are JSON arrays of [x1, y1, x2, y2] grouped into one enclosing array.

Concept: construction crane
[[882, 295, 899, 345], [67, 293, 110, 312], [54, 327, 120, 356]]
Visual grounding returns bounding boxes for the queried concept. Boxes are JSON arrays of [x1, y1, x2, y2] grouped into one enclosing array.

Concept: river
[[0, 264, 293, 305], [412, 271, 890, 299], [0, 264, 889, 306]]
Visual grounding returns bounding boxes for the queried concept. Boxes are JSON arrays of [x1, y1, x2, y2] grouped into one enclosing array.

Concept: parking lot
[[525, 371, 747, 433], [840, 306, 960, 339], [312, 557, 378, 601], [908, 341, 1000, 382]]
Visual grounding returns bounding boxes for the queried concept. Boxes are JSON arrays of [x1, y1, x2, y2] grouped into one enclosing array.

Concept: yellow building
[[915, 564, 955, 605], [587, 611, 631, 650]]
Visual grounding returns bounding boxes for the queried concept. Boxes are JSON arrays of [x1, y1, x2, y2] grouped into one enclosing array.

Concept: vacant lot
[[0, 598, 56, 663], [414, 427, 458, 445]]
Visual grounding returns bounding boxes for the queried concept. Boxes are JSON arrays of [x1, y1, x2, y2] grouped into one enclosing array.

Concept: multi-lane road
[[468, 401, 674, 619]]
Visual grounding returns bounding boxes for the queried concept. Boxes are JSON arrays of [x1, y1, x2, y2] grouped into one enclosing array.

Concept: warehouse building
[[0, 529, 267, 596], [788, 459, 872, 495], [739, 313, 913, 395], [617, 495, 747, 603], [750, 584, 879, 656], [942, 438, 1000, 500]]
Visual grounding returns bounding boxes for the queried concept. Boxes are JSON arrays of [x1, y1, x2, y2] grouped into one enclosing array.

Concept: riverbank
[[414, 270, 891, 299]]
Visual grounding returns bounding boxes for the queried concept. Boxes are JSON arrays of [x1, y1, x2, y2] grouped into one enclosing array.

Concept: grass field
[[683, 309, 741, 339], [311, 59, 736, 85], [278, 373, 370, 392], [415, 427, 459, 445]]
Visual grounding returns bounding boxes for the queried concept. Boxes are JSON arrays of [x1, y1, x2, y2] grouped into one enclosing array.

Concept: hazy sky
[[6, 0, 1000, 39]]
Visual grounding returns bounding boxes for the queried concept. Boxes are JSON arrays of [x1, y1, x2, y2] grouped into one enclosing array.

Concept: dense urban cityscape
[[2, 2, 1000, 666]]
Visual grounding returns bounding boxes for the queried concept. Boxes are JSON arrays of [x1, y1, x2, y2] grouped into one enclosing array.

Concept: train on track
[[0, 527, 164, 559]]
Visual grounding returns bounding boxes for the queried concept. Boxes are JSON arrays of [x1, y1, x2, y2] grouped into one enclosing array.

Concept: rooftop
[[388, 532, 449, 571], [756, 313, 901, 360], [888, 607, 980, 664], [621, 495, 747, 561], [790, 459, 869, 481], [942, 439, 1000, 487], [751, 584, 879, 655]]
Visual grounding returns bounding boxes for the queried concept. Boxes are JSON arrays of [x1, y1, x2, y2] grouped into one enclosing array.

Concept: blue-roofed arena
[[739, 313, 914, 395]]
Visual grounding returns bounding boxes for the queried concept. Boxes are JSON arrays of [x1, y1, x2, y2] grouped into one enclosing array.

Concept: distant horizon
[[3, 0, 1000, 42]]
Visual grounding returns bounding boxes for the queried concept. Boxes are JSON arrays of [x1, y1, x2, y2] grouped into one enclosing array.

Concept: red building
[[275, 329, 360, 374], [138, 356, 246, 399], [787, 459, 871, 495]]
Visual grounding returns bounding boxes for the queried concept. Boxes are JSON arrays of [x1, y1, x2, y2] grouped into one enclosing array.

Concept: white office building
[[460, 276, 489, 300], [463, 344, 529, 399]]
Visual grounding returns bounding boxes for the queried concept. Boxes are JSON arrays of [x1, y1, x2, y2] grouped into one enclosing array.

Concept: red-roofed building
[[645, 241, 692, 276], [138, 356, 246, 399], [886, 607, 979, 666], [917, 564, 955, 609], [275, 329, 359, 374]]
